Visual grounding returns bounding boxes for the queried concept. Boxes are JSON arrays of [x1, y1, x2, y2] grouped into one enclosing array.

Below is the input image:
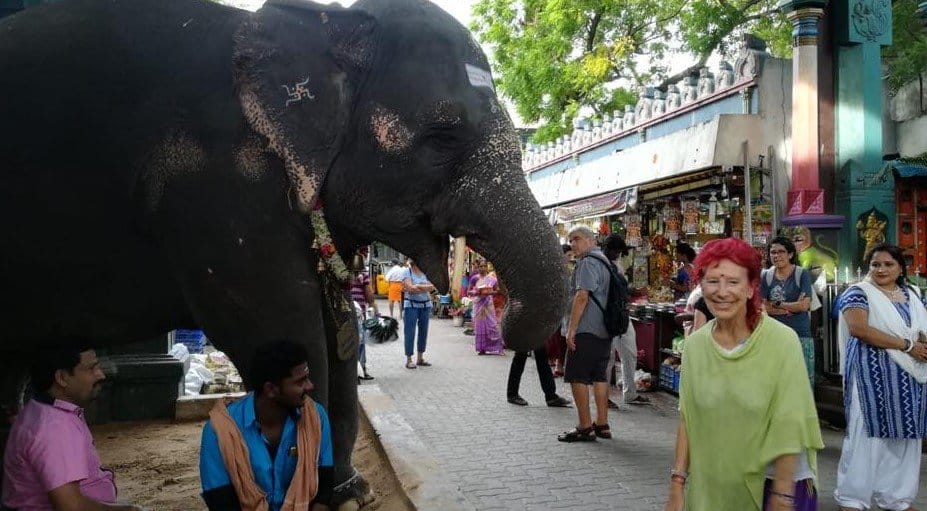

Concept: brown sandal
[[593, 423, 612, 439]]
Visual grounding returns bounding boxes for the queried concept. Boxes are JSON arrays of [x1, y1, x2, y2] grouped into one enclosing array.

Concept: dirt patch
[[93, 411, 413, 511]]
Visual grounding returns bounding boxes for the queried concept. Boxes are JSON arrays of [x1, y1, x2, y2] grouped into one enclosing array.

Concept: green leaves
[[883, 0, 927, 93], [472, 0, 791, 144]]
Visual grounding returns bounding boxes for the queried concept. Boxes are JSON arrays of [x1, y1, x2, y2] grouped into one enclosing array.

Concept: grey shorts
[[564, 333, 611, 384]]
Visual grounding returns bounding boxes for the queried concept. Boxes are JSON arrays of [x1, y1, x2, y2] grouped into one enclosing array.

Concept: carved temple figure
[[682, 75, 699, 103], [652, 90, 665, 117], [717, 61, 735, 89], [635, 87, 654, 122], [622, 104, 636, 130], [697, 67, 715, 98], [856, 210, 888, 257], [665, 85, 682, 109]]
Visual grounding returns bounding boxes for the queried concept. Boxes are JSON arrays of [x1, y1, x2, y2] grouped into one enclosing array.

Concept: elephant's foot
[[332, 468, 372, 509]]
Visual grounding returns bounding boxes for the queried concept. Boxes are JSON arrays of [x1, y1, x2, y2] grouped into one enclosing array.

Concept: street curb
[[357, 383, 476, 511]]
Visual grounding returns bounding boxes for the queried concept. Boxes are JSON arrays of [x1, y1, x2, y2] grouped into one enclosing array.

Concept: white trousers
[[606, 326, 637, 402], [834, 381, 922, 510]]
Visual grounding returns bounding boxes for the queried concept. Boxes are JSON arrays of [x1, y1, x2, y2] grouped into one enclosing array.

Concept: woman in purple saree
[[469, 261, 505, 355]]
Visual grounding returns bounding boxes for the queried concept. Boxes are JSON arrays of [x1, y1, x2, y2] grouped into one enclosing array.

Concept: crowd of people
[[4, 235, 925, 511]]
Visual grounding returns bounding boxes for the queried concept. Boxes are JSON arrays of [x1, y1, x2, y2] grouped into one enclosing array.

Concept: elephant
[[0, 0, 568, 504]]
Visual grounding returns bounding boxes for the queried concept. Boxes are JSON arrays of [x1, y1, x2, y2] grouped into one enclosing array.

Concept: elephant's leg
[[317, 293, 370, 505]]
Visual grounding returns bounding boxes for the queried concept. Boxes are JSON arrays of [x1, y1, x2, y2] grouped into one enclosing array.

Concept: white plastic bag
[[184, 364, 214, 396]]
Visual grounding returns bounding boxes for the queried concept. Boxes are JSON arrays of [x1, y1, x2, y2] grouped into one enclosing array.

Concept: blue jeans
[[403, 307, 430, 357]]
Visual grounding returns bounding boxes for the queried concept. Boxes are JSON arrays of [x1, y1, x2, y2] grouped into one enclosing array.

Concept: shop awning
[[885, 159, 927, 178], [553, 187, 637, 223]]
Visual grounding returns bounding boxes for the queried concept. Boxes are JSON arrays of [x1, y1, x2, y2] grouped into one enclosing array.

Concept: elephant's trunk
[[435, 121, 569, 351], [467, 206, 568, 352]]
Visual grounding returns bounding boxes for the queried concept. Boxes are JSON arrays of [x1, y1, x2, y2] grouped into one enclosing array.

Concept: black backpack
[[585, 255, 631, 337]]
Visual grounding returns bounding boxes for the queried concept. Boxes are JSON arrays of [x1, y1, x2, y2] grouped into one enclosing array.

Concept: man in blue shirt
[[199, 340, 334, 510]]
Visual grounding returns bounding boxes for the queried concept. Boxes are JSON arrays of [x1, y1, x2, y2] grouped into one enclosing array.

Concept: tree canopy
[[884, 0, 927, 93], [471, 0, 792, 143]]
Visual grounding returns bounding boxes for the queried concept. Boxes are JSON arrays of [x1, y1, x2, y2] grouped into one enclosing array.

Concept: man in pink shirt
[[2, 345, 147, 511]]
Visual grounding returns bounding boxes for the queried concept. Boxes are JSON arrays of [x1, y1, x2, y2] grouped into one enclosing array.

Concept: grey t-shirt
[[567, 247, 611, 339]]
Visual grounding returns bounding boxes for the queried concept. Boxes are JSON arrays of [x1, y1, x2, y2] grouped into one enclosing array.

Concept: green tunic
[[680, 314, 824, 510]]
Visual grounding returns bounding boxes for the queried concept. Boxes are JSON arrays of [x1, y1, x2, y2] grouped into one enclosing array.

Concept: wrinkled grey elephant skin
[[0, 0, 567, 500]]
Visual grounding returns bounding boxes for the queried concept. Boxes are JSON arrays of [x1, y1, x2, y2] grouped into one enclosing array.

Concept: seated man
[[199, 340, 333, 511], [2, 344, 147, 511]]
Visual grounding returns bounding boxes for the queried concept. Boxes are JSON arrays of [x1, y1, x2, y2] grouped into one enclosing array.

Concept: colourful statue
[[792, 226, 839, 282], [856, 210, 887, 258]]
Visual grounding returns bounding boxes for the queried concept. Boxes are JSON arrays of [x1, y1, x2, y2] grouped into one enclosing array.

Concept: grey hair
[[568, 225, 596, 240]]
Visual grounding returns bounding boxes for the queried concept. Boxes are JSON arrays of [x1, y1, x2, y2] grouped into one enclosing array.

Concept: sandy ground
[[93, 412, 413, 511]]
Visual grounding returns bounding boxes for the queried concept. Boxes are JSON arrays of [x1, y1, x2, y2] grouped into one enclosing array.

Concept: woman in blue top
[[402, 260, 435, 369], [760, 235, 815, 386]]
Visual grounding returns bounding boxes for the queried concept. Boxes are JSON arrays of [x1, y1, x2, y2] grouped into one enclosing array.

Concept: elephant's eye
[[421, 127, 463, 151]]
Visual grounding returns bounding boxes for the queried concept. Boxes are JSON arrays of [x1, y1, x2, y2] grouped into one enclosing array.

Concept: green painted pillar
[[833, 0, 893, 269]]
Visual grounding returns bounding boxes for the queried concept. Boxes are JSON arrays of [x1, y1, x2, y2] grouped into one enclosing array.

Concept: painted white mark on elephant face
[[207, 268, 214, 275], [282, 76, 315, 107], [320, 12, 329, 24], [143, 130, 207, 211], [466, 64, 494, 91], [237, 238, 244, 246], [370, 105, 412, 154], [234, 134, 269, 182], [240, 87, 321, 214]]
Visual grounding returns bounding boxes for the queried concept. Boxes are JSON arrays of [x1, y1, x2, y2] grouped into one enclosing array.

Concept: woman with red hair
[[664, 238, 823, 511]]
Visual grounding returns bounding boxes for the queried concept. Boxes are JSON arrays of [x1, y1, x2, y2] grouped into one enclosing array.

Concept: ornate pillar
[[779, 0, 829, 219], [833, 0, 893, 267]]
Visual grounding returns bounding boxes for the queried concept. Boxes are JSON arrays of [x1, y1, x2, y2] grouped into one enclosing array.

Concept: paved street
[[361, 300, 927, 511]]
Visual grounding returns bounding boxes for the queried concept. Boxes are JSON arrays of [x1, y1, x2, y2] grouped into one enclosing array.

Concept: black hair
[[561, 244, 572, 254], [247, 340, 310, 394], [602, 234, 629, 260], [30, 342, 93, 393], [676, 242, 696, 262], [864, 243, 908, 287], [768, 236, 799, 265]]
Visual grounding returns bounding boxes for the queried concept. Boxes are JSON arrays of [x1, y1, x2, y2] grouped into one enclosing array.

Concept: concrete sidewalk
[[358, 300, 927, 511]]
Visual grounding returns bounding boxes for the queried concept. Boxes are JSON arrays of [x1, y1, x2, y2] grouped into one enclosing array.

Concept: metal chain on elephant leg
[[331, 468, 374, 510], [310, 205, 359, 361]]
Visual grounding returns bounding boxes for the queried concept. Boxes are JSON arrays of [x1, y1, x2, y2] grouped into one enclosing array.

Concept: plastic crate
[[672, 368, 681, 392], [659, 363, 675, 390], [174, 329, 206, 354]]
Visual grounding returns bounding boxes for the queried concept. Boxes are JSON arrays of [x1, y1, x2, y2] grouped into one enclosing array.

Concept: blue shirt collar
[[240, 391, 302, 429]]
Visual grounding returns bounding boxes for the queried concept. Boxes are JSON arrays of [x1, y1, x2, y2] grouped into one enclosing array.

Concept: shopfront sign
[[554, 187, 638, 223]]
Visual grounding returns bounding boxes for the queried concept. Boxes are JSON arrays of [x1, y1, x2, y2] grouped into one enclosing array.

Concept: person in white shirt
[[384, 260, 407, 318]]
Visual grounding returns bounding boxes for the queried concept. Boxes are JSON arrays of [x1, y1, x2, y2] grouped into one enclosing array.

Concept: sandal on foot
[[557, 426, 596, 442], [405, 361, 417, 369], [417, 360, 432, 367], [359, 374, 375, 380], [593, 423, 612, 439]]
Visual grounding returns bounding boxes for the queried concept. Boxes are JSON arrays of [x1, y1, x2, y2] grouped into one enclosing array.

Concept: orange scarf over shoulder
[[209, 397, 321, 511]]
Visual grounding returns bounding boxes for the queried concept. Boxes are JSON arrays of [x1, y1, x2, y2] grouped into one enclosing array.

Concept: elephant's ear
[[234, 2, 375, 213]]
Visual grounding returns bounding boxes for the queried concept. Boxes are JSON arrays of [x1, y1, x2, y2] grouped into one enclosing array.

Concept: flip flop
[[359, 374, 375, 380], [405, 361, 417, 369], [417, 360, 432, 367]]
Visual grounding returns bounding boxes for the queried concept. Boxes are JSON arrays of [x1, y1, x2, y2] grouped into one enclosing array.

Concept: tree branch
[[656, 53, 711, 89], [585, 10, 603, 52]]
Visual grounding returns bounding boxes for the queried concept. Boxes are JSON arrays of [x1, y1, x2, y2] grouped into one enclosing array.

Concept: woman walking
[[834, 243, 927, 511], [402, 261, 435, 369], [665, 237, 823, 511], [760, 236, 815, 386], [470, 261, 505, 355]]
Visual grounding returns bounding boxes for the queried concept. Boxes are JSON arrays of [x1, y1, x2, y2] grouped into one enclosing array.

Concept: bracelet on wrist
[[903, 338, 915, 353], [670, 474, 687, 485], [770, 490, 795, 504], [669, 468, 688, 485]]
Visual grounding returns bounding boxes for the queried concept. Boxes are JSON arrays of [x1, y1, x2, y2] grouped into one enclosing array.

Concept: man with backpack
[[558, 226, 629, 442]]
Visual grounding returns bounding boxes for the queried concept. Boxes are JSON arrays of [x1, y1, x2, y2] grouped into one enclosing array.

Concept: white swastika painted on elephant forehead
[[282, 76, 315, 107], [465, 64, 494, 91]]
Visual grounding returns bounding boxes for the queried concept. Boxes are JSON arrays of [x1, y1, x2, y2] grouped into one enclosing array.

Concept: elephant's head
[[235, 0, 566, 349]]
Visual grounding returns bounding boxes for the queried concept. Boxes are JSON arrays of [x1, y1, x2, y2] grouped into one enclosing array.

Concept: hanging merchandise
[[626, 213, 643, 247], [682, 199, 700, 234], [664, 204, 681, 242], [599, 218, 611, 236], [752, 202, 774, 246], [731, 198, 744, 239]]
